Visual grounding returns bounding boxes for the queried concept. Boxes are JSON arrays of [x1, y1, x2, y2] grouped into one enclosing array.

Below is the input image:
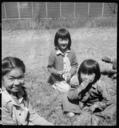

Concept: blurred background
[[1, 2, 117, 125], [2, 2, 117, 30]]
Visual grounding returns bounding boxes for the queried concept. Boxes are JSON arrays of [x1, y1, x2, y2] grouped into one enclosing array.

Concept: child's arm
[[67, 88, 80, 101], [68, 80, 90, 101], [2, 103, 17, 125], [47, 51, 63, 77], [89, 81, 113, 112], [70, 51, 78, 77]]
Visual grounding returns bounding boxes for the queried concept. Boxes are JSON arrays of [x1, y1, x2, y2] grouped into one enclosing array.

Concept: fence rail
[[2, 2, 117, 21]]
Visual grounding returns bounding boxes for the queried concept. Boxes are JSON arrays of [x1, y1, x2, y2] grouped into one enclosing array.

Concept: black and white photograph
[[1, 2, 117, 126]]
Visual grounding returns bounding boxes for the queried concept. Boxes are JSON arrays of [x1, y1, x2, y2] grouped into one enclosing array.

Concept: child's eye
[[58, 38, 63, 41], [9, 77, 14, 80], [18, 76, 24, 80], [64, 39, 68, 41]]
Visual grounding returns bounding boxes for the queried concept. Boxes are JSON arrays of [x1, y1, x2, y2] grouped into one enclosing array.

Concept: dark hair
[[78, 59, 101, 84], [2, 56, 25, 76], [54, 28, 71, 50]]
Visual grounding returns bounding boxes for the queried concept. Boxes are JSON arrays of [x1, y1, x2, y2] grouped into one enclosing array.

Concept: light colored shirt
[[56, 50, 71, 81], [2, 88, 52, 125]]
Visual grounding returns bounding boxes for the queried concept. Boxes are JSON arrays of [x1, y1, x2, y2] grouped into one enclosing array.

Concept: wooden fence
[[2, 2, 117, 20]]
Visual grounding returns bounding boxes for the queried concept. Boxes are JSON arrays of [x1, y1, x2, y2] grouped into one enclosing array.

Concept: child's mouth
[[61, 44, 67, 48]]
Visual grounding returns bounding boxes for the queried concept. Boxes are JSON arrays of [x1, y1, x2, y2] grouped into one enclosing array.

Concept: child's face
[[2, 68, 25, 93], [80, 72, 95, 83], [58, 38, 69, 52]]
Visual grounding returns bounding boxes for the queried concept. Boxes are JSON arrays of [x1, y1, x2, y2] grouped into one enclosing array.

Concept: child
[[47, 28, 78, 92], [62, 59, 116, 125], [2, 56, 53, 125]]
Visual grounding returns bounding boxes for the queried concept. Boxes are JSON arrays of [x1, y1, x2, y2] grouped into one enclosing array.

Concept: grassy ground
[[2, 27, 117, 125]]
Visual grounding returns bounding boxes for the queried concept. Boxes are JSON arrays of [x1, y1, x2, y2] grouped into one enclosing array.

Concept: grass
[[2, 16, 117, 30], [2, 27, 117, 125]]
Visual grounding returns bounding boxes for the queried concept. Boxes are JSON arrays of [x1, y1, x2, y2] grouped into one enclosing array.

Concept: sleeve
[[70, 51, 78, 77], [47, 51, 59, 76], [28, 102, 53, 125], [94, 81, 113, 110], [2, 102, 17, 125], [67, 87, 80, 101]]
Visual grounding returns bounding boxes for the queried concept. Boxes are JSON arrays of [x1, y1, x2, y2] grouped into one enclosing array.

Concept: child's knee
[[70, 75, 79, 88]]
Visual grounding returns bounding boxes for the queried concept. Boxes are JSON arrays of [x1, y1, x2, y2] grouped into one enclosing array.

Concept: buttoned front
[[47, 49, 78, 84], [63, 79, 115, 113], [2, 88, 53, 125], [2, 88, 29, 125]]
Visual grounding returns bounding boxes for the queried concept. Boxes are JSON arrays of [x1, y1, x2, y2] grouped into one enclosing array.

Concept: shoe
[[67, 112, 75, 117]]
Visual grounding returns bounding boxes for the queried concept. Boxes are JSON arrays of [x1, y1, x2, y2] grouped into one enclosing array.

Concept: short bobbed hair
[[54, 28, 71, 50], [2, 56, 25, 77], [78, 59, 101, 84]]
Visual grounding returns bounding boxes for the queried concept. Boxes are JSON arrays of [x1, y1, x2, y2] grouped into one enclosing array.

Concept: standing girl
[[2, 56, 53, 125], [47, 28, 78, 92], [62, 59, 116, 125]]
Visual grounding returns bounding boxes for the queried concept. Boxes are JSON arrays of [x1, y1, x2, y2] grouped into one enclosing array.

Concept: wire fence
[[2, 2, 117, 21]]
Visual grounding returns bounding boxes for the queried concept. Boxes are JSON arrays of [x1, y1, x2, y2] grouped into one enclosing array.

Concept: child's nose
[[84, 75, 90, 80], [14, 79, 20, 85], [62, 40, 67, 44]]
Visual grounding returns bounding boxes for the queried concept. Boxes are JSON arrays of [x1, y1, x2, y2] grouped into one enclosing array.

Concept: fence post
[[32, 2, 33, 18], [102, 3, 104, 16], [60, 2, 62, 18], [88, 3, 90, 16], [74, 2, 76, 18], [46, 2, 48, 18], [17, 2, 21, 19], [3, 2, 7, 19]]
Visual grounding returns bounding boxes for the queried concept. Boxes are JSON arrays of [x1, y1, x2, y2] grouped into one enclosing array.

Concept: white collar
[[56, 49, 70, 56], [2, 88, 24, 106]]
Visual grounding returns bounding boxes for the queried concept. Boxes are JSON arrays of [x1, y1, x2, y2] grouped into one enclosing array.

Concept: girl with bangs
[[47, 28, 78, 92], [62, 59, 116, 125], [2, 57, 53, 125]]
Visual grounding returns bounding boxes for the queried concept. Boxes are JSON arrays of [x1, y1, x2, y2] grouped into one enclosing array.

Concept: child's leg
[[62, 93, 81, 114], [53, 81, 70, 92], [73, 111, 95, 125], [28, 114, 53, 125], [101, 103, 116, 119]]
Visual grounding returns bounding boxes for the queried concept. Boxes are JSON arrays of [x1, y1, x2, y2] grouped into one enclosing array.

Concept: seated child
[[47, 28, 78, 92], [62, 59, 116, 125], [2, 56, 53, 125]]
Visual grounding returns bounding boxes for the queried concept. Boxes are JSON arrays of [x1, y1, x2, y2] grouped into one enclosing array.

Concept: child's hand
[[77, 79, 91, 93], [57, 70, 64, 77], [65, 73, 71, 83], [89, 104, 98, 113], [80, 79, 91, 90]]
